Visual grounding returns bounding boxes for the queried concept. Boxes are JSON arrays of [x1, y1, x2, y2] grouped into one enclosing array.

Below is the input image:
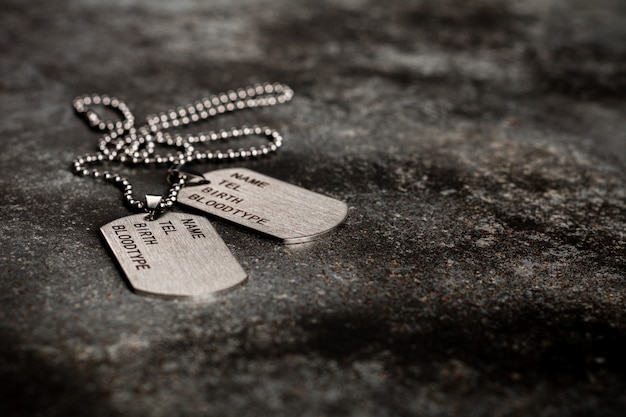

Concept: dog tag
[[100, 212, 247, 298], [177, 168, 348, 244]]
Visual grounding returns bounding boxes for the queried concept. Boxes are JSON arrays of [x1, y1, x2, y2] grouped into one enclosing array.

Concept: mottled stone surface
[[1, 0, 625, 416]]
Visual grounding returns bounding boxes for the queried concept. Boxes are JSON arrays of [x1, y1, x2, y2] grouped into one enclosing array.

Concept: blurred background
[[1, 1, 625, 416]]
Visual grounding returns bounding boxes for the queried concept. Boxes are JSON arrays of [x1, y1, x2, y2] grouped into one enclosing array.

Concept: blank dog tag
[[100, 212, 247, 298], [177, 168, 348, 244]]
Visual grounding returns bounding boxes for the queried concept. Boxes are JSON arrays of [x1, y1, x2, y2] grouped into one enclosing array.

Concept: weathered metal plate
[[177, 168, 348, 244], [100, 212, 247, 298]]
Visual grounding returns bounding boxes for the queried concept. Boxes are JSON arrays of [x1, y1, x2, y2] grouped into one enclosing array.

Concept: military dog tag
[[177, 168, 348, 244], [100, 212, 247, 298]]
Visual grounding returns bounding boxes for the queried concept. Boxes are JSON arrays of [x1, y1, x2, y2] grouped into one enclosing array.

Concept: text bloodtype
[[111, 225, 151, 270], [186, 194, 270, 225]]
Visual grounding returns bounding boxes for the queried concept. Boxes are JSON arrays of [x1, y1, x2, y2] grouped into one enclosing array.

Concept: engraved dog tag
[[100, 212, 247, 298], [177, 168, 348, 244]]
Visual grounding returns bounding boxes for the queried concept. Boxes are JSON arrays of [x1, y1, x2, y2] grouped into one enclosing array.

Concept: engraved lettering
[[186, 197, 270, 225], [195, 198, 270, 224], [133, 223, 158, 245], [159, 220, 177, 235], [110, 224, 151, 270], [218, 179, 241, 190], [230, 172, 269, 188], [197, 188, 243, 204], [181, 218, 206, 239]]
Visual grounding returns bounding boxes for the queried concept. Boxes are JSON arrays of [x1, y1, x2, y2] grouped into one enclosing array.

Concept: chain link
[[72, 83, 293, 219]]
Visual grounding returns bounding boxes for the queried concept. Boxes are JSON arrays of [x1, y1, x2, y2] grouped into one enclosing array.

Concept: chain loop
[[71, 83, 293, 218]]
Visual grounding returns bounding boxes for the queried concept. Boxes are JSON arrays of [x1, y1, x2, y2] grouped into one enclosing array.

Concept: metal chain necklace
[[72, 83, 292, 220], [71, 83, 347, 298]]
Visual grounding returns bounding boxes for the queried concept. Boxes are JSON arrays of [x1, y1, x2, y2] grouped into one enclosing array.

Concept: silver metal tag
[[177, 168, 348, 244], [100, 212, 247, 298]]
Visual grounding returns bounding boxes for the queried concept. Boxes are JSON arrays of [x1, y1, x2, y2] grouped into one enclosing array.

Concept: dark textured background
[[1, 1, 625, 416]]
